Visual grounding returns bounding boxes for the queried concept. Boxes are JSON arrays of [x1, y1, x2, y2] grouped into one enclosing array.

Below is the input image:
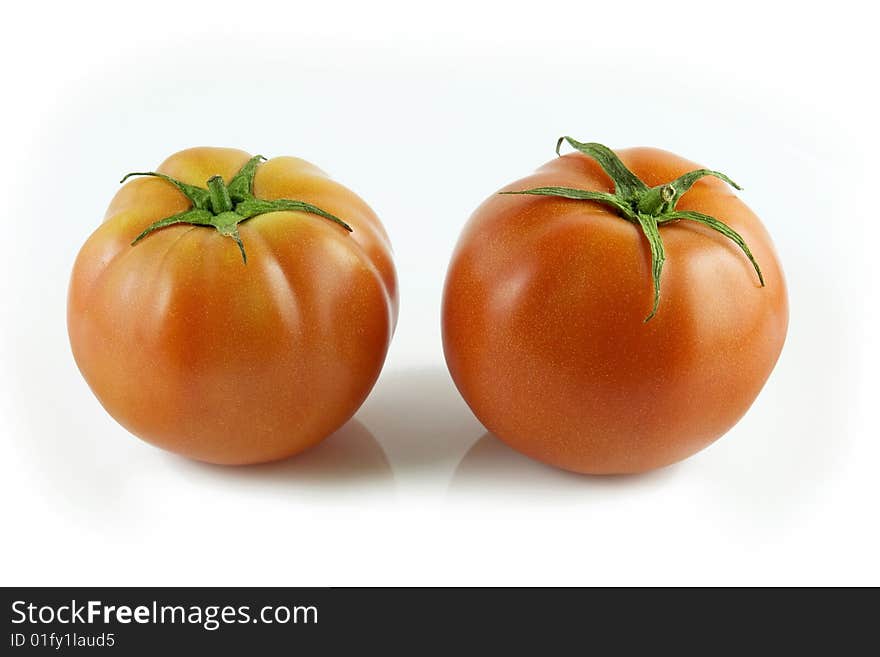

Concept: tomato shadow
[[355, 366, 486, 484], [447, 431, 680, 501], [166, 419, 395, 496]]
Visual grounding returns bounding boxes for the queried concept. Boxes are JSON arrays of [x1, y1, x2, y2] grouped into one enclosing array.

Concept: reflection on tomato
[[442, 139, 788, 474], [69, 147, 397, 465]]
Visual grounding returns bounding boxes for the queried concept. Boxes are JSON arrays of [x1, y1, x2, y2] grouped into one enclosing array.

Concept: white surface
[[1, 0, 876, 586]]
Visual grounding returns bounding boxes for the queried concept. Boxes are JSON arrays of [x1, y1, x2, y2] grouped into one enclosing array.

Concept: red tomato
[[442, 139, 788, 474], [69, 147, 397, 465]]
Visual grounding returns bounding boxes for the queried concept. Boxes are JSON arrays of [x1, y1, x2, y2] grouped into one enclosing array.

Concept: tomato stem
[[121, 156, 352, 263], [502, 138, 763, 321], [637, 184, 675, 215], [207, 176, 234, 213]]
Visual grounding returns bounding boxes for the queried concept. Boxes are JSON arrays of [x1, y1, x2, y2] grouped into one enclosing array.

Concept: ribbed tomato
[[69, 147, 397, 464], [442, 138, 787, 474]]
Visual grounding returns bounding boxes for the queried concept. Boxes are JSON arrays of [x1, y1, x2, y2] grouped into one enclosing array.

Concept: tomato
[[442, 138, 788, 474], [68, 147, 397, 465]]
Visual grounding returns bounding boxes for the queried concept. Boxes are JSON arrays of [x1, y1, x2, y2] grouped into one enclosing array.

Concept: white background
[[1, 0, 876, 585]]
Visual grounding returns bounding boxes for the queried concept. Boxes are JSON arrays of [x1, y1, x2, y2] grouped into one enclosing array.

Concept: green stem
[[123, 157, 353, 263], [207, 176, 233, 214], [636, 184, 675, 216], [502, 139, 764, 321]]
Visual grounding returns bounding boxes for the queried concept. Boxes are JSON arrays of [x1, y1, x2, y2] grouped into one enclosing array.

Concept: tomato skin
[[69, 147, 397, 465], [442, 148, 788, 474]]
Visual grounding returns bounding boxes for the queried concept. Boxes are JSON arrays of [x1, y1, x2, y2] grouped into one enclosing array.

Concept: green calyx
[[122, 155, 352, 263], [501, 137, 764, 321]]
